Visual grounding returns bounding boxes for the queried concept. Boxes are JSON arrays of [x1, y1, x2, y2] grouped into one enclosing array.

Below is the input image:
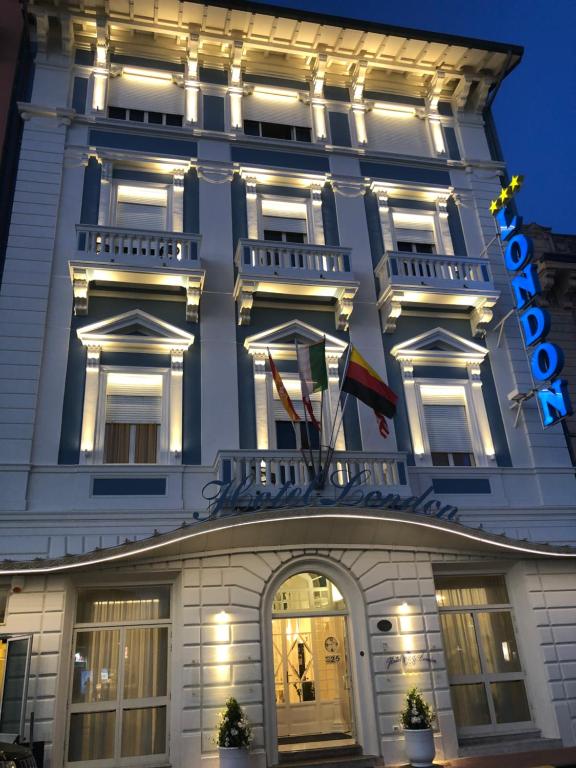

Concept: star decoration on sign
[[509, 174, 524, 192], [499, 187, 511, 204], [489, 173, 525, 215], [489, 199, 501, 215]]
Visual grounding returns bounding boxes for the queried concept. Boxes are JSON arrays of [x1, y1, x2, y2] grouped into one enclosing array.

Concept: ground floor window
[[435, 574, 532, 735], [0, 634, 32, 739], [67, 586, 170, 765]]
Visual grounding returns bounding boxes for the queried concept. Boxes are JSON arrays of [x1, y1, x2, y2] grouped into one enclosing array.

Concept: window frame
[[266, 371, 324, 450], [258, 194, 313, 244], [0, 633, 33, 741], [435, 574, 533, 737], [109, 181, 173, 232], [391, 208, 443, 255], [94, 367, 171, 466], [413, 378, 485, 468], [65, 585, 172, 768]]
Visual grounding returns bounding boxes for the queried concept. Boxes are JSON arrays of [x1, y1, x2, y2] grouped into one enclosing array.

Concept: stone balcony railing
[[215, 450, 408, 495], [77, 224, 201, 264], [71, 224, 204, 320], [233, 238, 359, 329], [375, 250, 499, 336]]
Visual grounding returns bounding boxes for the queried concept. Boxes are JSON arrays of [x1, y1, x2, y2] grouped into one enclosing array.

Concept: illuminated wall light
[[95, 44, 107, 67], [229, 89, 243, 129], [352, 107, 368, 145], [373, 102, 416, 118], [92, 71, 108, 112], [230, 65, 241, 85], [122, 66, 173, 82], [185, 83, 199, 124], [430, 119, 446, 154], [252, 86, 299, 101], [312, 101, 327, 140]]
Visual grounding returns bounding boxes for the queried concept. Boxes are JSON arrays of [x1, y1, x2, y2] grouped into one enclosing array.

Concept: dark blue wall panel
[[444, 127, 461, 161], [447, 197, 467, 256], [432, 478, 491, 494], [72, 77, 88, 114], [199, 66, 228, 85], [184, 168, 199, 233], [231, 173, 248, 250], [360, 161, 450, 186], [231, 147, 330, 173], [364, 190, 384, 270], [321, 183, 339, 246], [324, 86, 350, 102], [93, 477, 167, 496], [244, 73, 307, 91], [328, 112, 352, 147], [89, 130, 197, 159], [80, 157, 101, 225], [203, 95, 225, 132]]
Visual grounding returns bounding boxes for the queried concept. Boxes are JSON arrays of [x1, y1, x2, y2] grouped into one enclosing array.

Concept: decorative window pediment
[[244, 319, 348, 361], [77, 309, 195, 355], [391, 327, 488, 368]]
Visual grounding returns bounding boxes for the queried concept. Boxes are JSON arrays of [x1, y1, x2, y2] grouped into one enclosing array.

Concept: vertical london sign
[[490, 177, 572, 427]]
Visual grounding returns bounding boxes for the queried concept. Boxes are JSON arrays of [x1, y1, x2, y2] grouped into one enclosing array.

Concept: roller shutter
[[392, 212, 436, 245], [243, 92, 311, 127], [366, 111, 430, 156], [108, 74, 184, 115], [105, 374, 163, 424], [421, 388, 473, 453], [115, 185, 167, 230]]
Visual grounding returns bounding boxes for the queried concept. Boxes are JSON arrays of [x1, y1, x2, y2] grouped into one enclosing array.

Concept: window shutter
[[105, 375, 163, 424], [365, 112, 430, 156], [261, 199, 308, 235], [421, 388, 473, 453], [108, 75, 183, 115], [243, 92, 311, 127], [392, 212, 436, 245], [115, 186, 167, 230], [272, 378, 321, 421], [262, 216, 307, 234]]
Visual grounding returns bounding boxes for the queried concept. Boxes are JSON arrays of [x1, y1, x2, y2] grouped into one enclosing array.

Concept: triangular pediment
[[244, 320, 347, 359], [391, 327, 488, 365], [77, 309, 195, 353]]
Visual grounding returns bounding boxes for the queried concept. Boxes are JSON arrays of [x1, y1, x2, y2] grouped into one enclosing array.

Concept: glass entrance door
[[271, 572, 354, 741]]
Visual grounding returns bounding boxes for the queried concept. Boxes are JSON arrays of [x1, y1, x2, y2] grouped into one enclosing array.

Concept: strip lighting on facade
[[122, 66, 174, 82], [252, 86, 300, 100], [2, 512, 574, 575], [373, 102, 416, 118]]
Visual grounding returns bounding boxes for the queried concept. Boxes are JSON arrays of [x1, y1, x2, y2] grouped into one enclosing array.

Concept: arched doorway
[[271, 571, 354, 747]]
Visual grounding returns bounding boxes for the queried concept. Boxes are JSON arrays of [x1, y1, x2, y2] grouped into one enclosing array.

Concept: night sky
[[251, 0, 576, 234]]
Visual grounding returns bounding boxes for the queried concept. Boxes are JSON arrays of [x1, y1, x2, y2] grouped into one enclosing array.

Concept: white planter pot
[[218, 747, 251, 768], [404, 727, 435, 768]]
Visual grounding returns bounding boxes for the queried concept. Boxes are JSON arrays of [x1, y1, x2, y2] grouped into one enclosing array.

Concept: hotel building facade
[[0, 2, 575, 767]]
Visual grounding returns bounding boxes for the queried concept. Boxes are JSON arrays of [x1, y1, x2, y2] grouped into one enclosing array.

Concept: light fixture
[[252, 85, 299, 100], [373, 102, 416, 118], [123, 66, 174, 82]]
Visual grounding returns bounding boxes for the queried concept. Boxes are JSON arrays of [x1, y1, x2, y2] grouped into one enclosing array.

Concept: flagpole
[[323, 392, 350, 486], [326, 342, 352, 455], [295, 340, 317, 479]]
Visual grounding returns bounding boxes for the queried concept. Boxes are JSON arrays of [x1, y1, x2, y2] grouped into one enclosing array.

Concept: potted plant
[[400, 687, 436, 767], [216, 697, 252, 768]]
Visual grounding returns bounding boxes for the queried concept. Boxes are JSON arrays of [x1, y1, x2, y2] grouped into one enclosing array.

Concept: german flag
[[342, 345, 397, 419]]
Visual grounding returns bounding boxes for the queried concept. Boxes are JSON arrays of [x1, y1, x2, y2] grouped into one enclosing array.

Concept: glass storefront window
[[435, 574, 531, 734], [67, 585, 170, 765]]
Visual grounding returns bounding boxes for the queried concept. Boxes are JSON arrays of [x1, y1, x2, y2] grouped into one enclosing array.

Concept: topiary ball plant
[[401, 687, 434, 730], [217, 697, 253, 749]]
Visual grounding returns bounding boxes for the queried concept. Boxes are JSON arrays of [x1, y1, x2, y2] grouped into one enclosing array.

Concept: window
[[103, 373, 163, 464], [435, 575, 531, 734], [0, 636, 32, 739], [243, 119, 311, 143], [115, 185, 168, 230], [107, 107, 183, 127], [272, 375, 321, 451], [421, 386, 476, 467], [260, 198, 309, 243], [393, 211, 438, 254], [0, 587, 7, 624], [67, 586, 170, 765]]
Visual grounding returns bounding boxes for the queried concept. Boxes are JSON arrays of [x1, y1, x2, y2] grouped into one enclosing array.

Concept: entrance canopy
[[0, 507, 574, 574]]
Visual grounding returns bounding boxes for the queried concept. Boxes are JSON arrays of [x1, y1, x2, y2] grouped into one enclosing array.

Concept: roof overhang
[[1, 508, 573, 574]]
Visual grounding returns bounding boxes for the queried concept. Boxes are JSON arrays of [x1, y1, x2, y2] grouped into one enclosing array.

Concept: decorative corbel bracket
[[234, 281, 257, 325], [335, 286, 358, 331]]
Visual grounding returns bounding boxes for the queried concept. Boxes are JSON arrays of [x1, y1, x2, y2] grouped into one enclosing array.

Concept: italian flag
[[297, 340, 327, 430]]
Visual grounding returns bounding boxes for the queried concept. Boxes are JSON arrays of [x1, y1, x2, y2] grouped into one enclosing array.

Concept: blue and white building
[[0, 2, 575, 767]]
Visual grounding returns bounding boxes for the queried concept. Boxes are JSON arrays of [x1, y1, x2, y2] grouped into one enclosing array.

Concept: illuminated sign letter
[[504, 233, 533, 272], [511, 263, 540, 310], [519, 306, 550, 346], [530, 342, 564, 382], [495, 206, 521, 241], [537, 380, 572, 427]]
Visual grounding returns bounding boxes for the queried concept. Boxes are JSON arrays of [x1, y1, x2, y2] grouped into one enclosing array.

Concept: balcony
[[215, 450, 408, 497], [234, 238, 359, 329], [375, 250, 500, 337], [70, 224, 205, 321]]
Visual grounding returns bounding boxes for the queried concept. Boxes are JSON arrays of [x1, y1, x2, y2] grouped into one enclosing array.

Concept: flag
[[375, 411, 389, 438], [342, 345, 397, 419], [297, 340, 327, 431], [268, 350, 301, 423]]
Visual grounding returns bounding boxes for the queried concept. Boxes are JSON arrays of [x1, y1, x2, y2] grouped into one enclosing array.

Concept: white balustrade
[[379, 250, 493, 288], [77, 224, 201, 264], [216, 450, 405, 492], [236, 238, 352, 276]]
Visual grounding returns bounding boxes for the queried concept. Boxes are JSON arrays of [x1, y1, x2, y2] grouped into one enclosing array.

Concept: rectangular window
[[393, 211, 437, 254], [261, 198, 308, 243], [242, 119, 311, 143], [107, 107, 183, 127], [115, 185, 168, 230], [68, 586, 170, 765], [435, 574, 531, 735], [421, 385, 476, 467], [0, 635, 32, 739], [103, 373, 162, 465], [272, 376, 321, 450]]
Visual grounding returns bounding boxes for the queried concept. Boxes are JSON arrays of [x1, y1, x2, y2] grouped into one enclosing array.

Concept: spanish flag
[[342, 345, 397, 419], [268, 350, 301, 423]]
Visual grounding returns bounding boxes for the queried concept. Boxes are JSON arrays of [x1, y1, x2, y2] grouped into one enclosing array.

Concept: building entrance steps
[[401, 743, 576, 768], [274, 742, 378, 768]]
